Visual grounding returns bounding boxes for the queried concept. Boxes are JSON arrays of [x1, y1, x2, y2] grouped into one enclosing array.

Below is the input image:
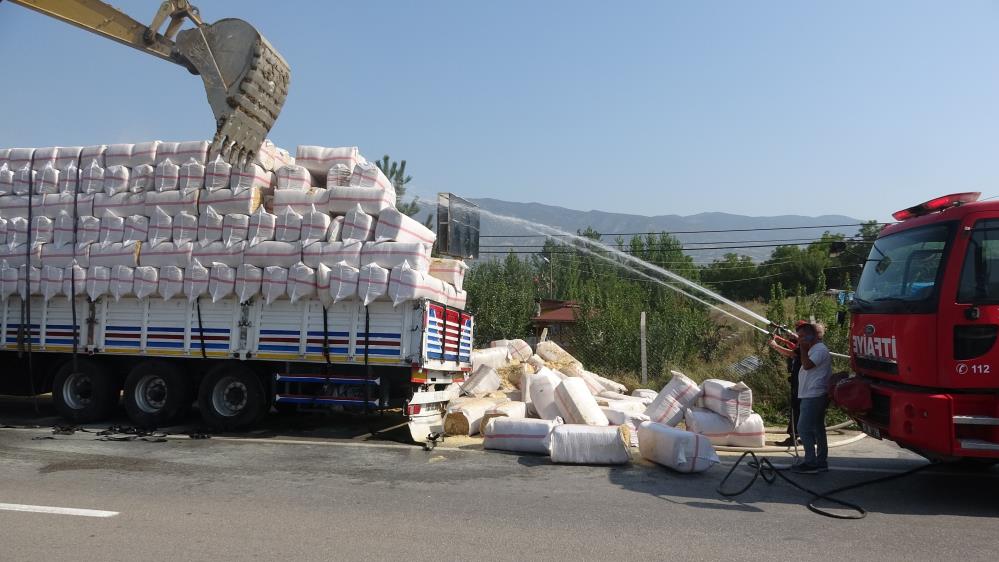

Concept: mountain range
[[437, 198, 868, 262]]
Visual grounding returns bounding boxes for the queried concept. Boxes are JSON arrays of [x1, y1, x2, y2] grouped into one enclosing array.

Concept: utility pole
[[640, 311, 648, 386]]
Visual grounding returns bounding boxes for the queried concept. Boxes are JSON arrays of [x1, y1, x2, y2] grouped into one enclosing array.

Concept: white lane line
[[0, 503, 118, 518]]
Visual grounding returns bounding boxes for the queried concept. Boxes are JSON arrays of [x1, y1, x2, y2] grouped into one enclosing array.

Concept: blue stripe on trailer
[[147, 341, 184, 348], [258, 344, 298, 352], [149, 326, 185, 333], [306, 330, 349, 337], [107, 325, 141, 331], [260, 329, 301, 335], [276, 375, 380, 385], [357, 332, 400, 339], [304, 346, 349, 355], [105, 339, 141, 346], [365, 348, 401, 357]]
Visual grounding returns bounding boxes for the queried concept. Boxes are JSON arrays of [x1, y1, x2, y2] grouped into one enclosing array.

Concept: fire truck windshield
[[853, 222, 954, 313]]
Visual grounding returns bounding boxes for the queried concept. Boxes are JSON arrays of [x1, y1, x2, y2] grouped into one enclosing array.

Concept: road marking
[[0, 503, 118, 518]]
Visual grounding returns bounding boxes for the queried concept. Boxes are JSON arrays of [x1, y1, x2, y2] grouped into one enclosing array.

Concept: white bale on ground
[[592, 373, 628, 394], [527, 368, 562, 420], [702, 378, 753, 426], [479, 400, 528, 434], [550, 425, 631, 465], [602, 408, 650, 447], [302, 240, 361, 269], [471, 347, 510, 369], [632, 389, 658, 401], [599, 390, 649, 405], [643, 370, 702, 427], [357, 263, 389, 305], [428, 257, 467, 291], [503, 339, 532, 362], [157, 265, 184, 300], [360, 241, 431, 273], [328, 261, 359, 303], [727, 412, 766, 448], [554, 378, 609, 426], [86, 265, 110, 299], [483, 417, 561, 455], [520, 371, 535, 416], [537, 340, 583, 371], [374, 206, 436, 246], [184, 260, 209, 301], [261, 266, 288, 304], [603, 399, 647, 415], [683, 407, 735, 447], [637, 421, 720, 473], [444, 397, 506, 437], [235, 263, 262, 303], [565, 369, 605, 395], [244, 241, 302, 268], [140, 241, 193, 268], [527, 355, 546, 371], [461, 365, 502, 398]]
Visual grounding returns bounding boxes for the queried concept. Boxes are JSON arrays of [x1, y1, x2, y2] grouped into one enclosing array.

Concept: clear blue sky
[[2, 1, 998, 222]]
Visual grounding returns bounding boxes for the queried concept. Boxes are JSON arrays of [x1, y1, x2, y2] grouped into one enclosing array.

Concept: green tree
[[375, 155, 424, 219]]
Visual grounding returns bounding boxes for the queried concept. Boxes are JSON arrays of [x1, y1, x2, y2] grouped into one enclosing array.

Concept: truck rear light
[[407, 403, 422, 416]]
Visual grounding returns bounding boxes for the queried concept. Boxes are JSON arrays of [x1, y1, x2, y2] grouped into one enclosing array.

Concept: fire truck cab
[[847, 192, 999, 461]]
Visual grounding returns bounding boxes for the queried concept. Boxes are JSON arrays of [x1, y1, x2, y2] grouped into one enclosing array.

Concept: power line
[[478, 240, 874, 254], [479, 222, 889, 238], [480, 235, 873, 249]]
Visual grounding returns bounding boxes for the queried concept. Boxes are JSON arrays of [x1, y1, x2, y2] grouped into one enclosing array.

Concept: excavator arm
[[5, 0, 290, 166]]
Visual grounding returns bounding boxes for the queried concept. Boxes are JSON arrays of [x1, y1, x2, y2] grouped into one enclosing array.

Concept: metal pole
[[640, 311, 648, 386]]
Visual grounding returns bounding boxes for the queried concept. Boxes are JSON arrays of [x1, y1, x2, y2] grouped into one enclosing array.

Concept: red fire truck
[[842, 192, 999, 461]]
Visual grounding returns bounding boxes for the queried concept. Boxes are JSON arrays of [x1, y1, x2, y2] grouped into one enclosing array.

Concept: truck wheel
[[123, 361, 192, 428], [198, 364, 267, 431], [52, 359, 118, 423]]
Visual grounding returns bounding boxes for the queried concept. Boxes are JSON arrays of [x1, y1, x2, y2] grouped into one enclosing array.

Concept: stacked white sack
[[327, 261, 359, 303], [701, 379, 754, 425], [550, 425, 631, 465], [637, 422, 720, 473], [295, 146, 361, 181], [375, 207, 436, 246], [644, 370, 702, 426], [361, 241, 431, 273], [483, 417, 561, 455], [357, 263, 389, 305]]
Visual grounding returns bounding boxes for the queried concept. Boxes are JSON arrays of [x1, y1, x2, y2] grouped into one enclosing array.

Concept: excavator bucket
[[174, 19, 289, 167]]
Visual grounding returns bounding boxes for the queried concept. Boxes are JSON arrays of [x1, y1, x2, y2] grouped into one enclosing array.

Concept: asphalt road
[[1, 396, 998, 561]]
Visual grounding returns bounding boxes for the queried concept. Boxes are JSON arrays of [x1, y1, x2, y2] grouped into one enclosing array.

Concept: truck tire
[[198, 364, 267, 431], [51, 358, 118, 423], [123, 361, 192, 428]]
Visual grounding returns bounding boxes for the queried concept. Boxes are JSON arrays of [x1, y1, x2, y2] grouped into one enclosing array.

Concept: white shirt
[[798, 342, 832, 399]]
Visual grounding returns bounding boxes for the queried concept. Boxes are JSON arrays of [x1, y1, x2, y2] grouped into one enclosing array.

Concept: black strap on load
[[195, 296, 208, 359], [71, 150, 83, 371], [321, 305, 331, 365], [22, 152, 37, 411], [363, 306, 371, 414]]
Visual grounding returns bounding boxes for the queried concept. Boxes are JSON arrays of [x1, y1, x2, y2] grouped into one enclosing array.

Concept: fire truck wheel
[[123, 361, 192, 429], [52, 359, 118, 423], [198, 364, 267, 431]]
